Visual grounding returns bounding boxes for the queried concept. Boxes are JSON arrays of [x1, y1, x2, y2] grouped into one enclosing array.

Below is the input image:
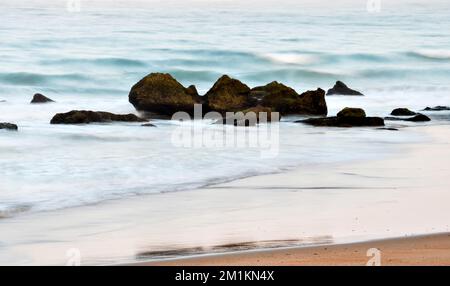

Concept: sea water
[[1, 0, 450, 217]]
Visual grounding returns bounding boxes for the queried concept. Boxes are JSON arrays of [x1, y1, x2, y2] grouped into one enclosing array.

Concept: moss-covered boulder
[[204, 75, 253, 113], [337, 107, 366, 118], [129, 73, 200, 116], [251, 81, 327, 115], [50, 110, 146, 124]]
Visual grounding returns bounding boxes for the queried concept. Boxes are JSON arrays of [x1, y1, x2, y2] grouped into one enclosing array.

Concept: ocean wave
[[0, 72, 89, 86], [407, 50, 450, 61], [41, 57, 148, 68]]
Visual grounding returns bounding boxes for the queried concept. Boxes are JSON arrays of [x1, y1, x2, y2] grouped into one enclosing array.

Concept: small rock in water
[[298, 107, 384, 127], [0, 122, 18, 131], [406, 114, 431, 122], [391, 108, 416, 116], [31, 93, 54, 103], [377, 127, 399, 131], [326, 81, 363, 96], [423, 106, 450, 111], [385, 113, 431, 122], [50, 110, 147, 124], [337, 107, 366, 118], [141, 123, 157, 127]]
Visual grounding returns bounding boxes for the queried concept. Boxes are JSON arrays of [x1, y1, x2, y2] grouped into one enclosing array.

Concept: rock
[[251, 81, 327, 115], [205, 75, 253, 113], [337, 107, 366, 118], [129, 73, 200, 116], [31, 93, 54, 103], [406, 114, 431, 122], [0, 122, 18, 131], [141, 123, 157, 127], [216, 106, 278, 126], [391, 108, 416, 116], [298, 107, 384, 127], [326, 81, 363, 96], [50, 110, 147, 124], [385, 113, 431, 122], [423, 106, 450, 111], [377, 127, 399, 131]]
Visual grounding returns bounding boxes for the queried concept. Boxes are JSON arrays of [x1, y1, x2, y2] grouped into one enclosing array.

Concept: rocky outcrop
[[423, 106, 450, 111], [205, 75, 253, 113], [50, 110, 146, 124], [0, 123, 18, 131], [129, 73, 200, 116], [298, 107, 384, 127], [31, 93, 54, 104], [385, 113, 431, 122], [251, 81, 327, 115], [326, 81, 363, 96], [391, 108, 416, 116]]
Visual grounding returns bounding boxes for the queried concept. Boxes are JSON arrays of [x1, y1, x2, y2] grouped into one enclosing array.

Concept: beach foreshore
[[130, 124, 450, 266], [136, 233, 450, 266], [1, 125, 449, 265]]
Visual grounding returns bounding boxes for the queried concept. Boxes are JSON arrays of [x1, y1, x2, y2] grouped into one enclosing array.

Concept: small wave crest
[[408, 50, 450, 61]]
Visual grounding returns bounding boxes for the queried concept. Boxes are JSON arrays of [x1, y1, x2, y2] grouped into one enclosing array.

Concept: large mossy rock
[[129, 73, 200, 116], [205, 75, 253, 113], [50, 110, 146, 124], [251, 81, 327, 115], [326, 81, 363, 96], [0, 122, 18, 131], [299, 107, 384, 127]]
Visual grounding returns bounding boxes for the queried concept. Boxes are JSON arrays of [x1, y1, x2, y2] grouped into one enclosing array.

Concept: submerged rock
[[50, 110, 146, 124], [298, 107, 384, 127], [0, 122, 18, 131], [406, 114, 431, 122], [141, 123, 157, 127], [391, 108, 417, 116], [205, 75, 253, 113], [326, 81, 363, 96], [129, 73, 200, 116], [423, 106, 450, 111], [385, 113, 431, 122], [31, 93, 54, 103], [251, 81, 327, 115]]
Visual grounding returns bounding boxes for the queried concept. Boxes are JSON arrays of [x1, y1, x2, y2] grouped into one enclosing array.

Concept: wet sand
[[140, 233, 450, 266]]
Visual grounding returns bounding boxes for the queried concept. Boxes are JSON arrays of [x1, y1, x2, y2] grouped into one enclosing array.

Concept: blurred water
[[1, 0, 450, 216]]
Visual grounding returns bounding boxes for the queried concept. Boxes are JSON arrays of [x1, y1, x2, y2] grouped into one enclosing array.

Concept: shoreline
[[134, 232, 450, 266], [0, 125, 449, 265]]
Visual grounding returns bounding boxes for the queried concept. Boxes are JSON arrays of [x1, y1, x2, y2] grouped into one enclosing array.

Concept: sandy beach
[[141, 233, 450, 266], [1, 125, 449, 265]]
